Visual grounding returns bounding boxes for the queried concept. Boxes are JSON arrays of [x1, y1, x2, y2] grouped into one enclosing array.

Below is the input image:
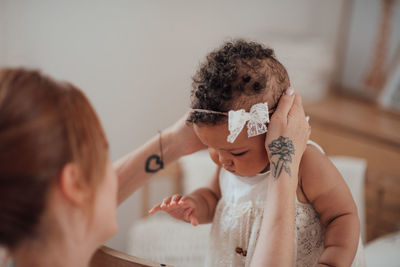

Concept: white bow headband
[[191, 102, 270, 143]]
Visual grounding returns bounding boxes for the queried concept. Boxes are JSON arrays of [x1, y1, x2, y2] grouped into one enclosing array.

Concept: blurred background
[[1, 0, 399, 266]]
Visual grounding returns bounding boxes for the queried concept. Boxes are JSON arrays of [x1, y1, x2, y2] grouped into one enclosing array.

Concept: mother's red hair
[[0, 68, 108, 250]]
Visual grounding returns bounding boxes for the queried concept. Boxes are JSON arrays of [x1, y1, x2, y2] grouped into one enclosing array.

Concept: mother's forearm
[[115, 131, 180, 204], [250, 167, 298, 267]]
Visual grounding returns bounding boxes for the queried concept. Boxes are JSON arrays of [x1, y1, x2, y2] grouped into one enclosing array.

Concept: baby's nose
[[218, 152, 233, 166]]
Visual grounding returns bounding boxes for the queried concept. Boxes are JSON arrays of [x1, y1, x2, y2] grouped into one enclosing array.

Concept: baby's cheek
[[208, 149, 220, 166]]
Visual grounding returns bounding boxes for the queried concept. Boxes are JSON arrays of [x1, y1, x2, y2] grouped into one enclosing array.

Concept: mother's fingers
[[288, 94, 306, 122], [271, 87, 296, 124]]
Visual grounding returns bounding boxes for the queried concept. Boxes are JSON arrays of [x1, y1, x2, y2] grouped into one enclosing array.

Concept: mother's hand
[[265, 88, 310, 181], [251, 88, 310, 267], [164, 112, 206, 157]]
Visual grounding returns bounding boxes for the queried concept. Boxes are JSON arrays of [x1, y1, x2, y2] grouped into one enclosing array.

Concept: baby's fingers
[[183, 208, 192, 220], [178, 195, 196, 207], [149, 196, 174, 213], [160, 196, 173, 208], [170, 194, 182, 206], [148, 203, 162, 214], [189, 214, 199, 226], [183, 208, 199, 226]]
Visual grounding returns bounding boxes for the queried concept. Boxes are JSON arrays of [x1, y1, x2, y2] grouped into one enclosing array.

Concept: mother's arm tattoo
[[145, 131, 164, 173], [268, 136, 295, 179], [145, 154, 164, 173]]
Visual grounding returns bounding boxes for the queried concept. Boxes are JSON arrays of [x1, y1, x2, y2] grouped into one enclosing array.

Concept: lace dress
[[205, 142, 365, 267]]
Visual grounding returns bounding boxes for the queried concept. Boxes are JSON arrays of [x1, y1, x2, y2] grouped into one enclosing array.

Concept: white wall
[[1, 0, 344, 251], [0, 1, 5, 66]]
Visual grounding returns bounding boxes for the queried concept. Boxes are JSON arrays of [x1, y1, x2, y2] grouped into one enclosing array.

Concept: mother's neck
[[13, 188, 98, 267], [14, 237, 93, 267]]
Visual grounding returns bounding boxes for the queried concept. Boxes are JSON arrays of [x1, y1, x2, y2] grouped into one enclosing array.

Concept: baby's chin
[[259, 163, 270, 174], [225, 164, 270, 177]]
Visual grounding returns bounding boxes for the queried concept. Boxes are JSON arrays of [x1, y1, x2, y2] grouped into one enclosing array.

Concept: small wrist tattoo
[[268, 136, 295, 179], [145, 131, 164, 173]]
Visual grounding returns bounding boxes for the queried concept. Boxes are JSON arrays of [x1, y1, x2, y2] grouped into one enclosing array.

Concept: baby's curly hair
[[188, 39, 290, 125]]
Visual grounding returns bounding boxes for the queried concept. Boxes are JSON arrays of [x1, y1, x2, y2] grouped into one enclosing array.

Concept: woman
[[0, 68, 309, 267]]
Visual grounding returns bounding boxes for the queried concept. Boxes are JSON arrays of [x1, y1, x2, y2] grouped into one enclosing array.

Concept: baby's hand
[[148, 194, 199, 226]]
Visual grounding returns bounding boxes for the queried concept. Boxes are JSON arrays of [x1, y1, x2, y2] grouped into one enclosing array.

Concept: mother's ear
[[58, 163, 90, 206]]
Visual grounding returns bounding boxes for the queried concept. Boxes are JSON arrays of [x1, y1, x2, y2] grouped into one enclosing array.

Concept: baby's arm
[[300, 145, 360, 267], [149, 166, 221, 225]]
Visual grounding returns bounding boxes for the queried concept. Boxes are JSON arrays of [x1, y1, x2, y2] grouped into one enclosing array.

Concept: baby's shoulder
[[299, 145, 344, 200], [299, 144, 330, 179], [299, 145, 341, 188]]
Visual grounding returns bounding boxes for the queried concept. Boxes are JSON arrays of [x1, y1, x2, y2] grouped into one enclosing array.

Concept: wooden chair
[[90, 246, 174, 267]]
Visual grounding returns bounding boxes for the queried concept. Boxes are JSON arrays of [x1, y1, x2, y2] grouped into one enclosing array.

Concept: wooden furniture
[[90, 246, 174, 267], [305, 92, 400, 242]]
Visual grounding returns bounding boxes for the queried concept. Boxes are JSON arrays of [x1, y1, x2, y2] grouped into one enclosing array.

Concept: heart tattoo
[[145, 154, 164, 173]]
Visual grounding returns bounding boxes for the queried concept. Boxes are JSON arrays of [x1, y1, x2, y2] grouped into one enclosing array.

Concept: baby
[[150, 40, 365, 266]]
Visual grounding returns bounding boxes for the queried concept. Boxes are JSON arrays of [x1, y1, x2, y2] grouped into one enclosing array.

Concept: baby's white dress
[[206, 141, 365, 267]]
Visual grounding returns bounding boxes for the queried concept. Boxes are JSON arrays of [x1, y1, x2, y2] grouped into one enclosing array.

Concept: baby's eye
[[231, 151, 248, 157]]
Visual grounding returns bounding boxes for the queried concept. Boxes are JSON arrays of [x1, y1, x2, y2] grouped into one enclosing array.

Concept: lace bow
[[227, 102, 269, 143]]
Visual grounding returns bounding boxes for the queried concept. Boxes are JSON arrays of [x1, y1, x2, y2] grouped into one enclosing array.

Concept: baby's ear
[[58, 163, 90, 206]]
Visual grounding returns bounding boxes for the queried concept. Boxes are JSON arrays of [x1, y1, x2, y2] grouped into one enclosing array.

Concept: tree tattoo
[[268, 136, 295, 179]]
